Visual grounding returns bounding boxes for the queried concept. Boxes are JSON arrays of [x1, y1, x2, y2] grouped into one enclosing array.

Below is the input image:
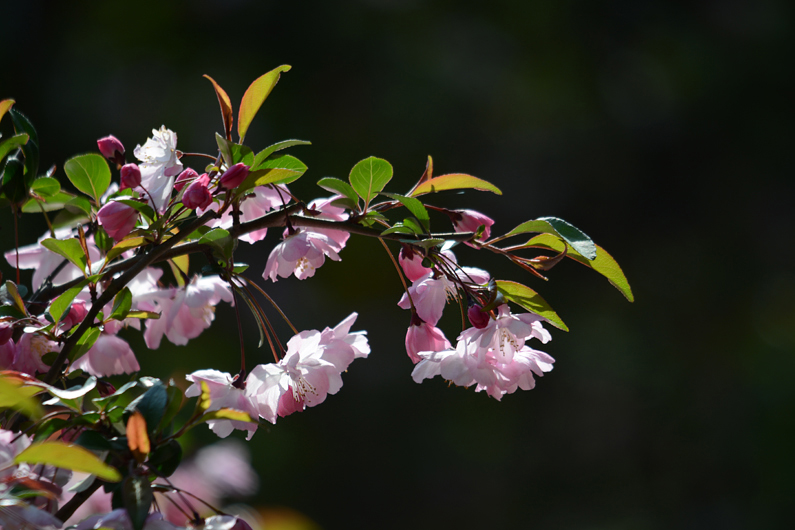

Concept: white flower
[[134, 126, 183, 213]]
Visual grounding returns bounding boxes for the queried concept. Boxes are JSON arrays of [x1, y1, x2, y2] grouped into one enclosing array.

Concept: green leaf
[[14, 441, 121, 482], [52, 208, 90, 229], [348, 157, 393, 208], [49, 278, 90, 323], [30, 176, 60, 197], [215, 133, 235, 167], [70, 326, 101, 362], [148, 440, 182, 477], [113, 199, 155, 221], [401, 217, 425, 234], [230, 143, 254, 166], [495, 280, 568, 331], [523, 233, 634, 302], [0, 376, 44, 419], [251, 139, 311, 169], [238, 153, 307, 193], [410, 173, 502, 197], [238, 65, 292, 142], [64, 154, 110, 204], [65, 196, 93, 216], [381, 193, 430, 232], [10, 109, 39, 186], [2, 281, 27, 315], [125, 383, 167, 436], [0, 152, 27, 204], [123, 474, 153, 530], [505, 217, 597, 261], [21, 191, 76, 213], [41, 237, 88, 271], [157, 383, 184, 433], [399, 237, 445, 249], [125, 310, 159, 320], [0, 132, 28, 162], [198, 227, 235, 261], [105, 236, 146, 263], [110, 287, 132, 321], [200, 407, 257, 424], [317, 177, 359, 208], [380, 224, 417, 236]]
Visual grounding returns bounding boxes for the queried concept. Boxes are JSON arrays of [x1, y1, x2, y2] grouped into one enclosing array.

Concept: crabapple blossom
[[134, 126, 183, 212], [182, 173, 212, 210], [0, 321, 12, 344], [97, 201, 138, 241], [174, 167, 198, 192], [467, 302, 490, 329], [198, 184, 289, 244], [185, 370, 261, 440], [120, 163, 142, 189], [305, 196, 351, 250], [12, 331, 60, 375], [71, 333, 140, 377], [399, 246, 430, 282], [262, 229, 341, 281], [97, 134, 125, 164], [218, 162, 249, 189], [450, 209, 495, 246], [405, 315, 451, 364], [464, 304, 551, 364]]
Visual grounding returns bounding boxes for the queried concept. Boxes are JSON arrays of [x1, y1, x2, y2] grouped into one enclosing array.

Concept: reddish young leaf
[[126, 410, 150, 463], [203, 75, 234, 140]]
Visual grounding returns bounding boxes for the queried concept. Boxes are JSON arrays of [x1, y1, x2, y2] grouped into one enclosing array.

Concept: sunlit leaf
[[0, 99, 13, 123], [69, 326, 101, 362], [203, 74, 234, 140], [21, 191, 76, 213], [64, 154, 110, 204], [495, 280, 568, 331], [49, 279, 90, 323], [200, 407, 256, 423], [381, 193, 430, 232], [0, 132, 28, 161], [410, 173, 502, 197], [110, 287, 132, 321], [41, 237, 87, 271], [238, 153, 307, 192], [317, 177, 359, 208], [30, 177, 60, 197], [251, 139, 311, 169], [238, 65, 292, 142], [14, 441, 121, 482], [349, 157, 393, 208], [504, 217, 596, 260], [0, 376, 44, 419], [3, 281, 27, 315]]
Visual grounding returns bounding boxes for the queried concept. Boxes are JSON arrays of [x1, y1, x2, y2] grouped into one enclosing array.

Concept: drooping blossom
[[97, 135, 125, 165], [185, 370, 261, 440], [304, 196, 351, 250], [248, 313, 369, 423], [120, 163, 142, 190], [405, 315, 451, 364], [399, 245, 430, 282], [97, 201, 138, 241], [71, 333, 140, 377], [449, 209, 494, 246], [198, 184, 289, 244], [61, 301, 88, 330], [134, 126, 183, 213]]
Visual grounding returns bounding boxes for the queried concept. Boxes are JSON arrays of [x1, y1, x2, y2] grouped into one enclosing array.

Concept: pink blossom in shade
[[262, 229, 342, 282], [0, 428, 30, 480], [119, 163, 142, 190], [134, 126, 183, 213], [0, 321, 13, 344], [405, 316, 451, 364], [61, 301, 88, 330], [141, 275, 233, 349], [4, 229, 101, 290], [71, 333, 140, 377], [198, 184, 289, 244], [0, 501, 64, 529], [0, 340, 14, 369], [450, 209, 495, 246], [173, 167, 198, 192], [185, 370, 261, 440], [399, 246, 430, 282], [182, 173, 212, 210], [219, 162, 250, 189], [97, 135, 125, 161], [97, 201, 138, 241], [13, 332, 61, 375], [304, 196, 351, 250]]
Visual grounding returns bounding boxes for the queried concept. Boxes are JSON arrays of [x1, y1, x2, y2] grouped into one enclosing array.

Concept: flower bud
[[62, 301, 88, 330], [219, 162, 250, 189], [450, 209, 494, 246], [97, 135, 125, 163], [467, 303, 490, 329], [399, 246, 431, 282], [119, 163, 141, 190], [174, 167, 199, 192], [97, 201, 138, 240], [183, 174, 213, 210], [405, 314, 451, 364]]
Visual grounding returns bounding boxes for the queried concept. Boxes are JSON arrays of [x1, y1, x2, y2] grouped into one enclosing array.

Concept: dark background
[[2, 1, 794, 528]]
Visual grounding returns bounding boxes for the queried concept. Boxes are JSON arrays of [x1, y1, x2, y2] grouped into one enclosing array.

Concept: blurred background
[[2, 0, 793, 528]]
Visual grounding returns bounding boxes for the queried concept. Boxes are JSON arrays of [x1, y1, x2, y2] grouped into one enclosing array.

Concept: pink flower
[[13, 332, 61, 375], [405, 316, 451, 364], [97, 134, 125, 162], [185, 370, 261, 440], [173, 167, 198, 192], [182, 173, 212, 210], [397, 272, 452, 327], [467, 302, 490, 329], [318, 312, 370, 360], [305, 196, 351, 250], [198, 184, 289, 244], [120, 163, 142, 189], [219, 162, 249, 189], [262, 229, 342, 281], [465, 304, 551, 364], [61, 301, 88, 330], [97, 201, 138, 240], [0, 321, 13, 345], [399, 246, 430, 282], [71, 333, 140, 377], [450, 209, 494, 246]]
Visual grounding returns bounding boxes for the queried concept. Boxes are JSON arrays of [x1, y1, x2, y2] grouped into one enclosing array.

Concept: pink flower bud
[[450, 209, 494, 246], [62, 301, 88, 330], [219, 163, 249, 189], [119, 163, 141, 189], [174, 167, 198, 192], [183, 174, 213, 210], [97, 135, 125, 162], [467, 303, 490, 329], [399, 246, 431, 282], [97, 201, 138, 240], [405, 315, 451, 364]]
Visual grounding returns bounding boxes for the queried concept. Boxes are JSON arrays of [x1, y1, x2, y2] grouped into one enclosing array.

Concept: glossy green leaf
[[399, 237, 445, 249], [349, 157, 393, 207], [198, 227, 235, 261], [110, 287, 132, 321], [64, 154, 110, 203], [52, 208, 90, 229], [65, 196, 93, 216], [317, 177, 359, 207], [0, 152, 27, 204], [238, 65, 292, 142], [70, 326, 101, 362], [10, 109, 39, 185], [238, 153, 307, 192], [230, 143, 254, 166], [380, 224, 417, 236], [0, 377, 44, 419], [0, 132, 28, 162], [125, 383, 167, 436], [215, 133, 235, 167], [410, 173, 502, 197], [381, 193, 430, 232], [505, 217, 596, 260], [105, 236, 146, 263], [204, 74, 234, 140], [14, 441, 121, 482], [21, 191, 76, 213], [41, 237, 87, 270], [49, 278, 90, 323], [30, 177, 60, 197], [251, 139, 311, 169], [495, 280, 568, 331], [123, 474, 153, 530], [523, 233, 634, 302], [2, 281, 27, 315]]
